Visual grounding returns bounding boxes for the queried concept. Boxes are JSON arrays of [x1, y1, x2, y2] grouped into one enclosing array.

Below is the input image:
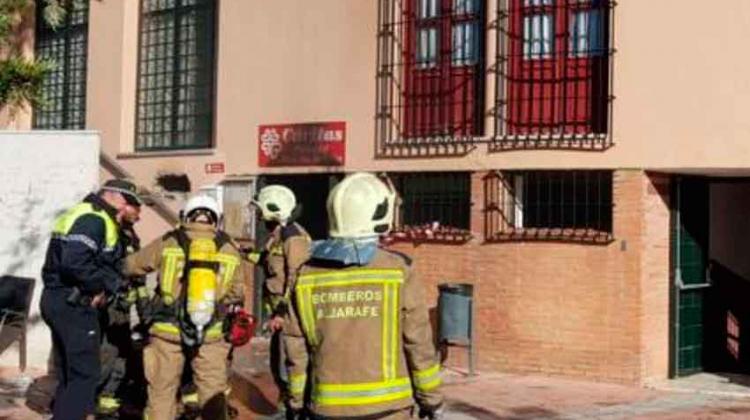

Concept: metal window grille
[[376, 0, 487, 156], [484, 170, 613, 242], [391, 172, 472, 240], [33, 0, 89, 130], [136, 0, 216, 151], [491, 0, 615, 151]]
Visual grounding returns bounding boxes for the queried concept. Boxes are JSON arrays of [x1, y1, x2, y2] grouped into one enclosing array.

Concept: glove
[[418, 403, 445, 420]]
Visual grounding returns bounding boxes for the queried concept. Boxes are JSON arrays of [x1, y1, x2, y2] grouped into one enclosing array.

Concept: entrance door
[[253, 174, 343, 322], [671, 177, 710, 377]]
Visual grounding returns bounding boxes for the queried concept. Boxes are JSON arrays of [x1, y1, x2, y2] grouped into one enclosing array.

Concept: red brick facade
[[389, 171, 672, 384]]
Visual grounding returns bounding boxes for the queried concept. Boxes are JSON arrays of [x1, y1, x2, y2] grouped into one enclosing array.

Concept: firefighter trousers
[[143, 336, 231, 420]]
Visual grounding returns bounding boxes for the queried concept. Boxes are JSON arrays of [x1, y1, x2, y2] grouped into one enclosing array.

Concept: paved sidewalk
[[5, 339, 750, 419]]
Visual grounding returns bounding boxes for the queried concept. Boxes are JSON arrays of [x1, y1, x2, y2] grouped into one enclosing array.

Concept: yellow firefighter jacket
[[262, 222, 311, 316], [284, 248, 443, 418], [123, 222, 245, 344]]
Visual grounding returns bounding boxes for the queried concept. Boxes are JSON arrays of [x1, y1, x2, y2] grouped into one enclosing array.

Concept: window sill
[[386, 226, 473, 245], [486, 228, 613, 244], [117, 149, 216, 160], [490, 133, 612, 151]]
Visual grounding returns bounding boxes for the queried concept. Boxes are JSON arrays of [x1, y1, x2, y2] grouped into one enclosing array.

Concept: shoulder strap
[[174, 227, 191, 256], [214, 230, 232, 250]]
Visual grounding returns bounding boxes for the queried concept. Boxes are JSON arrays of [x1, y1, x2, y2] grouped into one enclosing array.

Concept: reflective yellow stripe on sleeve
[[290, 373, 307, 397], [215, 254, 240, 290], [412, 364, 442, 392]]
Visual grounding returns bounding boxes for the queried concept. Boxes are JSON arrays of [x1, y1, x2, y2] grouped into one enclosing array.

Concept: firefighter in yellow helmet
[[123, 195, 245, 420], [249, 185, 311, 417], [284, 173, 444, 419]]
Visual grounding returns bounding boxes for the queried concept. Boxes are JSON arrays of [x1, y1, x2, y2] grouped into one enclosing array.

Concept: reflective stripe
[[297, 269, 404, 287], [56, 233, 98, 250], [296, 286, 318, 346], [181, 392, 199, 404], [160, 248, 184, 304], [313, 378, 413, 407], [247, 252, 262, 264], [413, 364, 442, 392], [137, 286, 149, 299], [381, 283, 390, 380], [389, 283, 399, 380], [215, 254, 240, 290], [290, 373, 307, 396], [52, 202, 119, 249], [98, 396, 120, 410], [151, 321, 223, 338]]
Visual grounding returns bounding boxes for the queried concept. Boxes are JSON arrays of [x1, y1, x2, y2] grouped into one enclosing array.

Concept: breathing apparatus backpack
[[173, 227, 231, 347]]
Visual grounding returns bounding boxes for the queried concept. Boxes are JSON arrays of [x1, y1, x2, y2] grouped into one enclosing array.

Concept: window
[[494, 0, 613, 146], [523, 14, 553, 59], [485, 171, 613, 242], [375, 0, 485, 151], [569, 9, 605, 57], [391, 172, 472, 237], [136, 0, 216, 151], [33, 0, 89, 129]]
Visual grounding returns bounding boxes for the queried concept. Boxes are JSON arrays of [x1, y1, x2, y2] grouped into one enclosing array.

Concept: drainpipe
[[99, 152, 180, 226]]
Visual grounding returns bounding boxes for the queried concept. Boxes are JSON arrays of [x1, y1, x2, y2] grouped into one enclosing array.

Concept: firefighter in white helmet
[[124, 195, 246, 420], [249, 185, 311, 417], [284, 173, 444, 419]]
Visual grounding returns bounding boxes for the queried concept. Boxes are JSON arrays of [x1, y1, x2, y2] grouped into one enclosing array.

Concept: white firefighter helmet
[[327, 172, 396, 238], [252, 185, 296, 224], [183, 194, 222, 224]]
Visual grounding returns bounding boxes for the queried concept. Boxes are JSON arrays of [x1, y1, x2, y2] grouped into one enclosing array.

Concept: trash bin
[[438, 283, 473, 343], [437, 283, 475, 375]]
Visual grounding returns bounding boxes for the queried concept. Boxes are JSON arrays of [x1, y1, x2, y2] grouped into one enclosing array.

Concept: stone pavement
[[4, 339, 750, 419]]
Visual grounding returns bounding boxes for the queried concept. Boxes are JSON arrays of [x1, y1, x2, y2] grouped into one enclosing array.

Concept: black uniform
[[40, 193, 126, 419]]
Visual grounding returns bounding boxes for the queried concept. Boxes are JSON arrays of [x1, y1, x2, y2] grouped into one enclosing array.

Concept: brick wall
[[389, 170, 673, 384]]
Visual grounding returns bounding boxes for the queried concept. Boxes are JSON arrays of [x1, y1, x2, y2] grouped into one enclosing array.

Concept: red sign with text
[[205, 162, 225, 174], [258, 122, 346, 167]]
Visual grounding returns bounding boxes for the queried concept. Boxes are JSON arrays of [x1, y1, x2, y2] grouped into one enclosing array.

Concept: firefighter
[[249, 185, 311, 417], [123, 194, 246, 420], [96, 202, 148, 419], [40, 179, 142, 420], [284, 173, 444, 420]]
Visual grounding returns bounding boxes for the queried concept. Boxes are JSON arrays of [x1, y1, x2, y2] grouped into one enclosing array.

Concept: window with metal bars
[[390, 172, 472, 241], [484, 170, 613, 242], [492, 0, 614, 150], [376, 0, 486, 154], [136, 0, 216, 151], [33, 0, 89, 130]]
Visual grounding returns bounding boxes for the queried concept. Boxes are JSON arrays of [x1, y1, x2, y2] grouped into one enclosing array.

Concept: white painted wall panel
[[0, 131, 99, 370]]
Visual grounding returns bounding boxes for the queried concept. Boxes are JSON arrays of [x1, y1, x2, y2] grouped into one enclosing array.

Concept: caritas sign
[[258, 121, 346, 167]]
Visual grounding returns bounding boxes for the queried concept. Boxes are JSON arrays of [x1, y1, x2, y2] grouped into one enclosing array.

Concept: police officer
[[250, 185, 311, 417], [40, 179, 142, 420], [124, 195, 245, 420], [284, 173, 444, 419]]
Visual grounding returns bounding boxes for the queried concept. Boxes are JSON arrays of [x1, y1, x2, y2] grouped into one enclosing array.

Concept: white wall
[[0, 131, 100, 370]]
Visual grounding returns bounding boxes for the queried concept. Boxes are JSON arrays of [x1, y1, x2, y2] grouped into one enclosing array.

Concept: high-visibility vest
[[292, 268, 441, 410], [52, 202, 119, 250]]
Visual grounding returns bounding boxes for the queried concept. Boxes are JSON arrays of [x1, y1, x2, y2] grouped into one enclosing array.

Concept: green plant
[[0, 0, 77, 114]]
